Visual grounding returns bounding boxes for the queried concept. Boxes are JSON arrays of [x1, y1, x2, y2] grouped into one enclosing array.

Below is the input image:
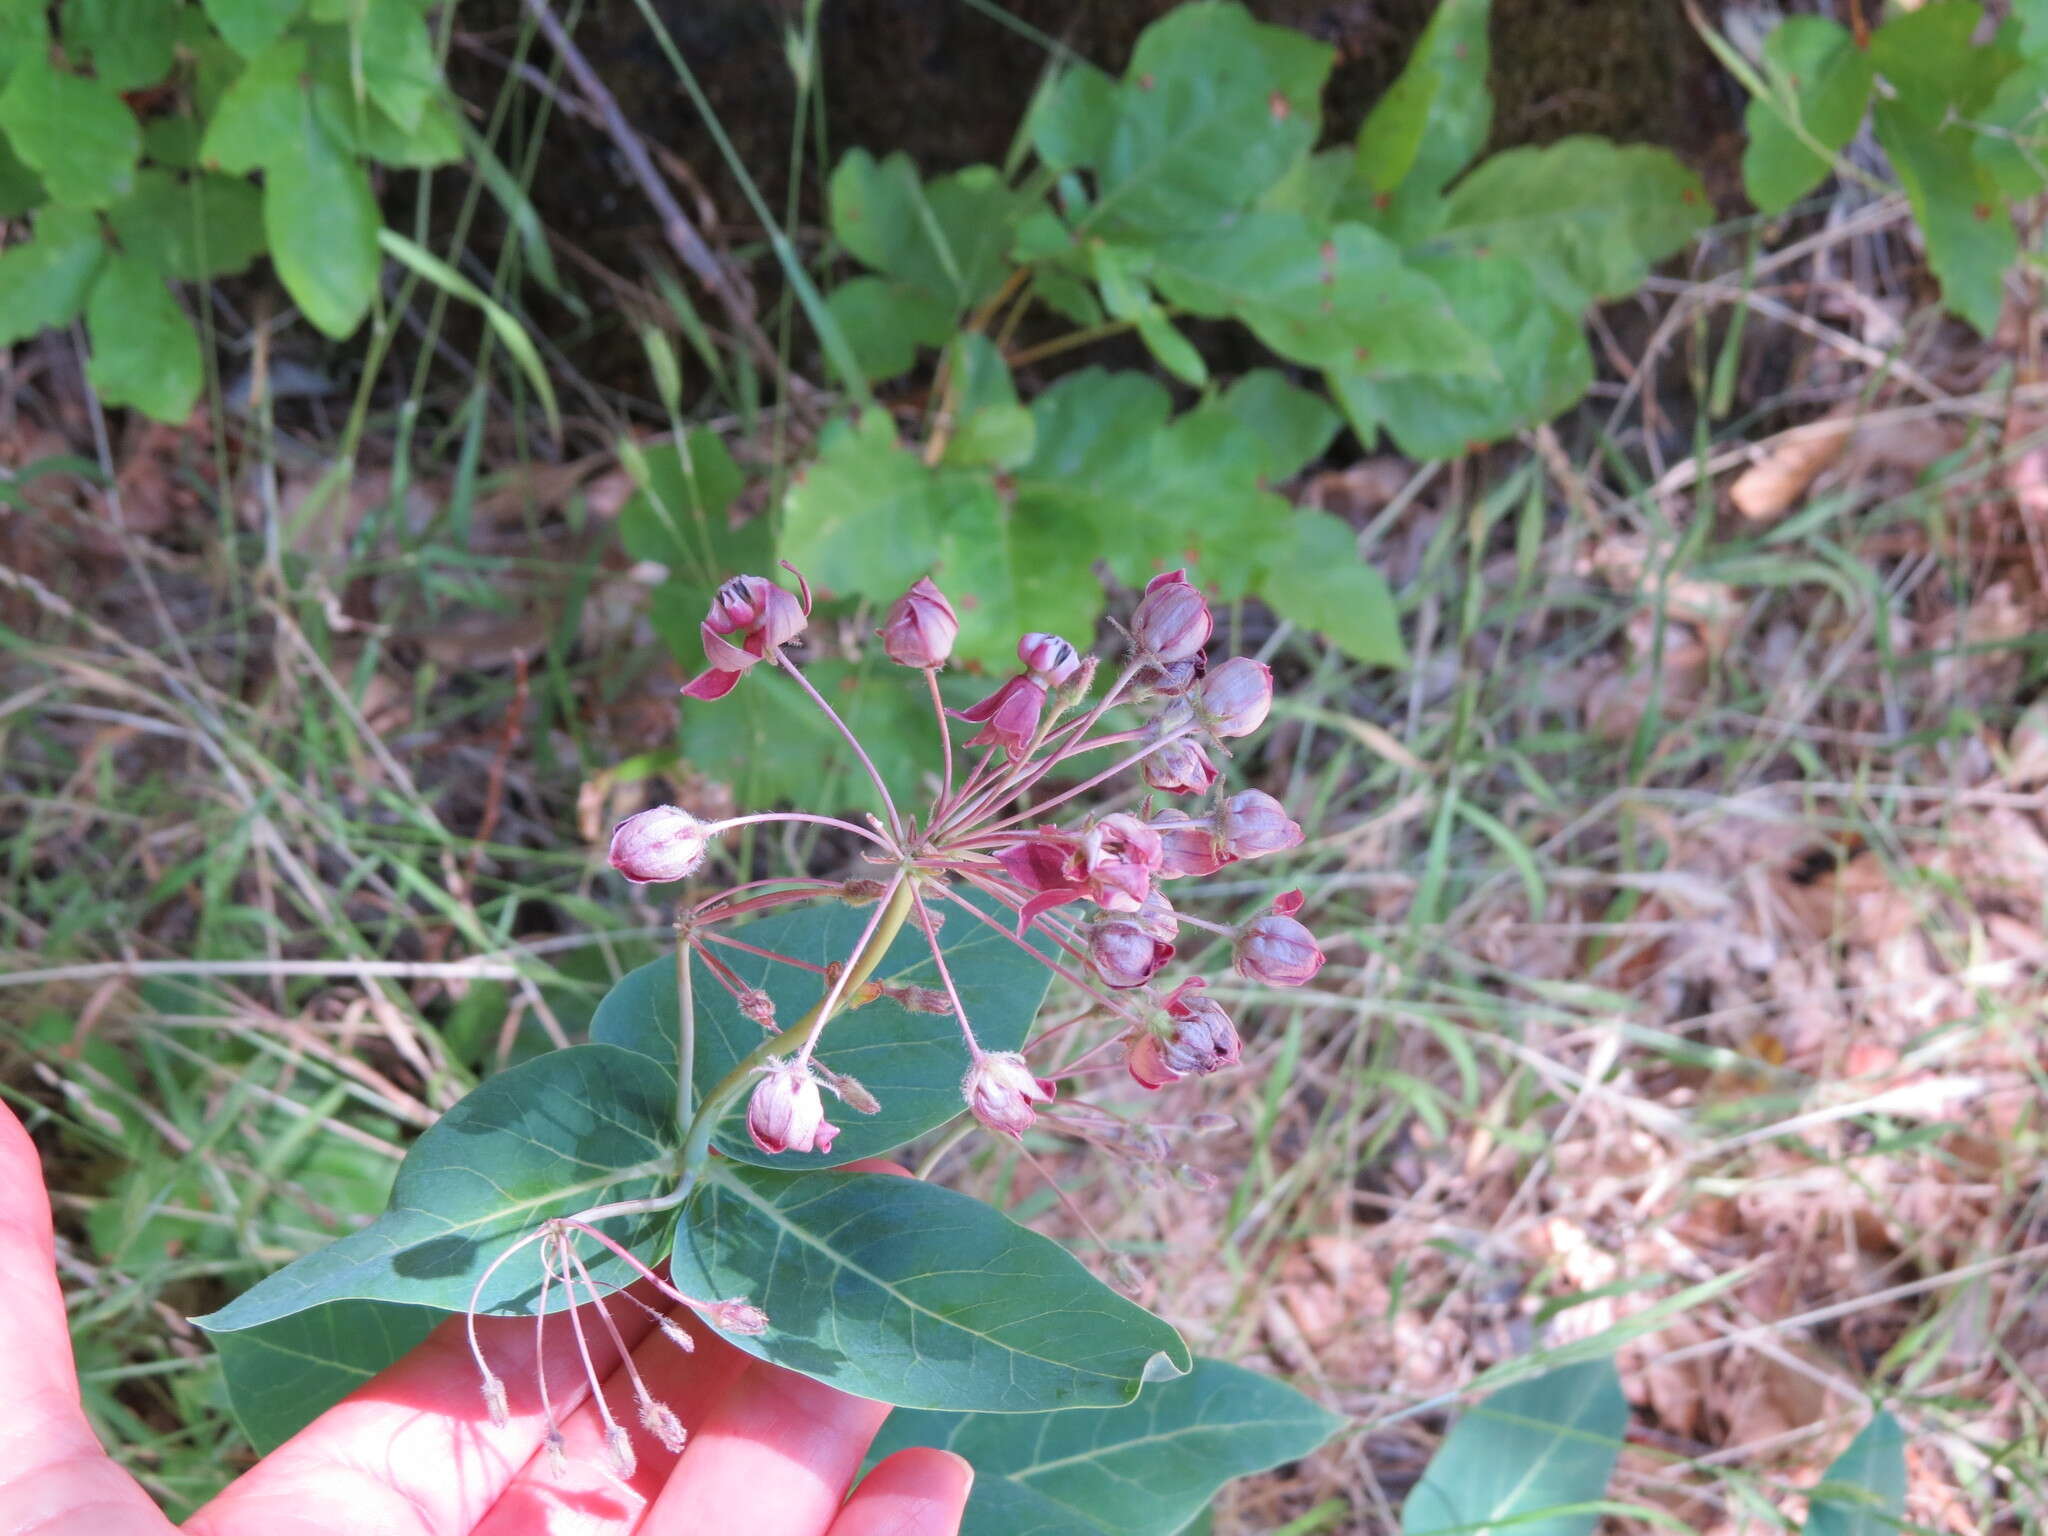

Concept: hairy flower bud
[[879, 576, 959, 668], [608, 805, 714, 884], [746, 1059, 838, 1155], [1018, 631, 1082, 688], [640, 1397, 687, 1454], [1127, 979, 1242, 1090], [963, 1050, 1055, 1137], [1131, 569, 1213, 665], [1143, 728, 1219, 795], [707, 1298, 770, 1334], [1196, 657, 1273, 739], [1216, 789, 1303, 861], [1148, 809, 1225, 879], [1088, 891, 1177, 988], [1234, 891, 1325, 986]]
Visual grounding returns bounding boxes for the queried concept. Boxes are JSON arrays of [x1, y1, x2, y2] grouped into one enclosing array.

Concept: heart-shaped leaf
[[1400, 1358, 1627, 1536], [671, 1164, 1190, 1411], [215, 1298, 440, 1454], [195, 1043, 678, 1331], [591, 887, 1056, 1170], [867, 1356, 1344, 1534]]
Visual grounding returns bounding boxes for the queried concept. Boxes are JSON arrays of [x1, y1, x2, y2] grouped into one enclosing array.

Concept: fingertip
[[829, 1447, 974, 1535]]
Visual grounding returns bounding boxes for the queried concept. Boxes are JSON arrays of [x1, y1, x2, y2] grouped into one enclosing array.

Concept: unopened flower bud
[[1234, 892, 1325, 986], [1216, 789, 1303, 861], [879, 576, 959, 668], [1197, 657, 1273, 739], [609, 805, 714, 884], [1132, 569, 1213, 664], [1127, 978, 1242, 1089], [881, 982, 952, 1014], [745, 1059, 838, 1155], [814, 1062, 881, 1115], [963, 1050, 1055, 1137], [1148, 809, 1225, 879], [1189, 1110, 1237, 1136], [738, 989, 777, 1029], [544, 1425, 568, 1479], [707, 1298, 770, 1334], [656, 1314, 697, 1352], [1088, 890, 1177, 988], [1018, 631, 1082, 687], [1143, 730, 1219, 795]]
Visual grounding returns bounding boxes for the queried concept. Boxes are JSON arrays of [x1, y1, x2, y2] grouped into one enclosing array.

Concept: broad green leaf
[[939, 333, 1036, 470], [1806, 1410, 1906, 1536], [265, 105, 380, 337], [823, 275, 954, 382], [1329, 251, 1592, 459], [1148, 213, 1491, 375], [1030, 64, 1118, 174], [670, 655, 935, 813], [1874, 96, 2014, 335], [0, 0, 46, 89], [1399, 1358, 1627, 1536], [1064, 2, 1332, 239], [1256, 511, 1405, 668], [193, 1044, 680, 1331], [61, 0, 179, 92], [0, 55, 139, 209], [869, 1356, 1344, 1536], [108, 168, 266, 280], [672, 1165, 1191, 1411], [1091, 240, 1207, 385], [830, 149, 1019, 310], [358, 0, 437, 131], [1742, 16, 1876, 215], [0, 130, 41, 216], [204, 0, 305, 58], [353, 94, 463, 168], [1870, 0, 2009, 116], [617, 430, 749, 583], [780, 410, 1030, 661], [85, 254, 202, 422], [1432, 137, 1711, 312], [1353, 0, 1491, 239], [1973, 53, 2048, 198], [199, 38, 308, 174], [377, 229, 561, 441], [1216, 369, 1339, 482], [216, 1298, 439, 1454], [592, 886, 1055, 1171], [0, 205, 106, 345], [142, 116, 202, 170]]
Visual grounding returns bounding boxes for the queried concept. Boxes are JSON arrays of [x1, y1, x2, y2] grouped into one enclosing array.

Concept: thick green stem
[[671, 878, 917, 1194]]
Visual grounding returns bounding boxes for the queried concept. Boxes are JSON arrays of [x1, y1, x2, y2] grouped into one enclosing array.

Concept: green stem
[[671, 878, 917, 1192]]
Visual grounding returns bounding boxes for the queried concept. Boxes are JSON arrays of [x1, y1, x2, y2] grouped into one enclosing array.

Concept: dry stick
[[517, 0, 786, 387]]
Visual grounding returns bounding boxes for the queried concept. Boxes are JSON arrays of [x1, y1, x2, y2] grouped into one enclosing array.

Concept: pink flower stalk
[[1127, 978, 1241, 1090], [1196, 657, 1273, 738], [609, 806, 714, 883], [1234, 890, 1325, 986], [1088, 890, 1177, 988], [1216, 790, 1303, 861], [962, 1051, 1055, 1137], [682, 572, 812, 700], [1147, 809, 1225, 879], [879, 576, 958, 668], [746, 1059, 839, 1155], [955, 632, 1082, 759], [1131, 569, 1213, 665]]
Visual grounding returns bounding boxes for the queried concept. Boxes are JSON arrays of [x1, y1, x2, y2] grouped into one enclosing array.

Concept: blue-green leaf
[[216, 1299, 440, 1454], [1806, 1411, 1906, 1536], [1400, 1358, 1628, 1536], [193, 1044, 679, 1331], [591, 887, 1055, 1171], [672, 1164, 1190, 1411], [868, 1356, 1344, 1535]]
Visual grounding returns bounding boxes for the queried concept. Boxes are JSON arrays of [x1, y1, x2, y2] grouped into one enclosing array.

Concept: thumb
[[0, 1098, 169, 1533]]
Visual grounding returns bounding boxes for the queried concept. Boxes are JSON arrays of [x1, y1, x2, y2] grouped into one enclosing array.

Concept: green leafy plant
[[1729, 0, 2048, 334], [617, 0, 1707, 701], [0, 0, 463, 421], [199, 564, 1342, 1515]]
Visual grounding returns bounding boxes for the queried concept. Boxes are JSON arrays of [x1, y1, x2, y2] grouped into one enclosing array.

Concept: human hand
[[0, 1103, 971, 1536]]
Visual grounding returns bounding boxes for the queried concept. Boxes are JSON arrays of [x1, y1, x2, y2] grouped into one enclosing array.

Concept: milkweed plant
[[198, 565, 1344, 1523]]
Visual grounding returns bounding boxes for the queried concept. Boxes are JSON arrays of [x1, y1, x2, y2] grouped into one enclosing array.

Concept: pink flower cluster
[[609, 564, 1329, 1149]]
